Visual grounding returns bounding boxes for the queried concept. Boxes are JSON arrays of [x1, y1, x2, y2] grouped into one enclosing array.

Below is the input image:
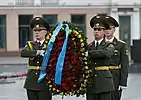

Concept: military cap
[[90, 15, 110, 30], [96, 14, 119, 27], [105, 16, 119, 27], [30, 17, 50, 31], [97, 13, 107, 17]]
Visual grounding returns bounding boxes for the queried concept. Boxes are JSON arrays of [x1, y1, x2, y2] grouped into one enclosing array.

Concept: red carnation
[[58, 32, 64, 36], [52, 56, 57, 61], [67, 76, 72, 81], [46, 68, 52, 73], [76, 42, 81, 47], [57, 52, 61, 56], [71, 56, 75, 60], [57, 37, 65, 41], [73, 71, 79, 76], [65, 56, 69, 60], [47, 75, 52, 80], [65, 71, 71, 76], [80, 70, 84, 74], [76, 52, 81, 57], [56, 85, 62, 90], [62, 82, 69, 90], [71, 34, 75, 38], [64, 61, 69, 65], [57, 41, 64, 47], [76, 60, 81, 65], [75, 81, 81, 88], [75, 65, 81, 69], [72, 59, 77, 65], [68, 82, 74, 87], [69, 50, 74, 55], [69, 40, 74, 47]]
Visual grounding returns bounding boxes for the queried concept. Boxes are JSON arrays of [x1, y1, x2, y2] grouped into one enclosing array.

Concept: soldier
[[86, 15, 115, 100], [21, 17, 52, 100], [104, 15, 129, 100]]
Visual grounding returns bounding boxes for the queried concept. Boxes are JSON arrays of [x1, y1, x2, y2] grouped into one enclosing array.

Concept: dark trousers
[[112, 89, 122, 100], [26, 89, 52, 100], [86, 92, 112, 100]]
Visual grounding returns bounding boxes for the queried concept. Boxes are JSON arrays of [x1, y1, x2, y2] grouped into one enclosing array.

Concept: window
[[119, 16, 131, 45], [19, 15, 33, 48], [71, 14, 86, 35], [0, 15, 6, 49], [43, 15, 57, 29]]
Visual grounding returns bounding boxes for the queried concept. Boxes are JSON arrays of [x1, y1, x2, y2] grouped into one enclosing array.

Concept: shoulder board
[[29, 41, 35, 43], [27, 41, 34, 50], [117, 39, 126, 44]]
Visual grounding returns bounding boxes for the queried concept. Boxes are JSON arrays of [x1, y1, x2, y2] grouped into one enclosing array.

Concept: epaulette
[[117, 39, 126, 44], [28, 41, 35, 43], [27, 41, 34, 50]]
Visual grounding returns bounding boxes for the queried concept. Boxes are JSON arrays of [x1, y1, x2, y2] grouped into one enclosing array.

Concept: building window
[[119, 16, 131, 45], [71, 14, 86, 35], [0, 15, 6, 49], [43, 15, 57, 29], [19, 15, 33, 48]]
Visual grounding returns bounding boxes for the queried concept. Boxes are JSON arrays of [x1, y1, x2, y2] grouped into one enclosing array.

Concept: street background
[[0, 57, 140, 100]]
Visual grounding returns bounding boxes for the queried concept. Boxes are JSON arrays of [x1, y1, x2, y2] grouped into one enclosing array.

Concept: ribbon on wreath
[[55, 24, 69, 84], [38, 23, 70, 85]]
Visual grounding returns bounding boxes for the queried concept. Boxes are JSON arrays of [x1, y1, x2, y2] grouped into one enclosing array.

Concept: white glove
[[36, 50, 45, 56], [85, 51, 88, 57], [118, 85, 127, 90]]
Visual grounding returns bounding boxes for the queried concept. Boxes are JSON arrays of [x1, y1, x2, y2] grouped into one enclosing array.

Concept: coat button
[[95, 74, 97, 76], [37, 61, 39, 63], [35, 72, 38, 75], [37, 66, 40, 69], [95, 63, 97, 65]]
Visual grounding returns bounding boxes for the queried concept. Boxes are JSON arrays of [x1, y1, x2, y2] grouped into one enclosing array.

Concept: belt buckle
[[37, 66, 40, 70]]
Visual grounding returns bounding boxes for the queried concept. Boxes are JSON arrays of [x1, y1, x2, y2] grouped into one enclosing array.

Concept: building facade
[[0, 0, 141, 56]]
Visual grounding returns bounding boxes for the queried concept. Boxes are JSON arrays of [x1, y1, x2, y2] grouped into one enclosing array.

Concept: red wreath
[[44, 22, 90, 96]]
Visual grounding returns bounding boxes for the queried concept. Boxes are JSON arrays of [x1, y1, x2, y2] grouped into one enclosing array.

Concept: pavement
[[0, 73, 141, 100], [0, 57, 141, 100]]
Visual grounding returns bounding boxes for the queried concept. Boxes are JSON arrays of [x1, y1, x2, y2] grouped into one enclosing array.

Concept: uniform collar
[[105, 37, 115, 42], [36, 39, 45, 45], [95, 38, 103, 45]]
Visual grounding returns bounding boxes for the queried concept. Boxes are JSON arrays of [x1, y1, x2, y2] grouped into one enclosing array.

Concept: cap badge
[[96, 23, 99, 26], [36, 18, 40, 20], [36, 25, 40, 28], [96, 16, 100, 18]]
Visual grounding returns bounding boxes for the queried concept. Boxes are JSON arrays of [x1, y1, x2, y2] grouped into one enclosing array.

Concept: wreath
[[38, 22, 91, 96]]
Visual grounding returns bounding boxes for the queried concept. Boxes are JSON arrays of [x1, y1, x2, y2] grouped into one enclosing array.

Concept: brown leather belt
[[95, 66, 120, 71], [28, 66, 41, 70]]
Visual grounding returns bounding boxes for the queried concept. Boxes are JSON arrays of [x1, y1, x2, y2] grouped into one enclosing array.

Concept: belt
[[28, 66, 41, 70], [95, 66, 120, 71], [109, 66, 121, 70]]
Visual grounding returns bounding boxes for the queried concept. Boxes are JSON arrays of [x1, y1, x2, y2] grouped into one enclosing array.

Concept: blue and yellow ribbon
[[38, 23, 63, 83], [55, 24, 69, 84]]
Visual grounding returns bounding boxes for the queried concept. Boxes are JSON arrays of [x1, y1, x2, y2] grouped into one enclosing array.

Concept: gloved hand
[[85, 51, 88, 57], [36, 50, 45, 56], [118, 85, 127, 90]]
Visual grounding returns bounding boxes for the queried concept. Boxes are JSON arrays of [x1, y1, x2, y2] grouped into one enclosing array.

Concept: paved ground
[[0, 73, 141, 100], [0, 57, 141, 100]]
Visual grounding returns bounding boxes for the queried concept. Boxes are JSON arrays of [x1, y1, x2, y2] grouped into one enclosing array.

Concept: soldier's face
[[93, 28, 105, 40], [34, 29, 47, 40], [105, 26, 115, 37]]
